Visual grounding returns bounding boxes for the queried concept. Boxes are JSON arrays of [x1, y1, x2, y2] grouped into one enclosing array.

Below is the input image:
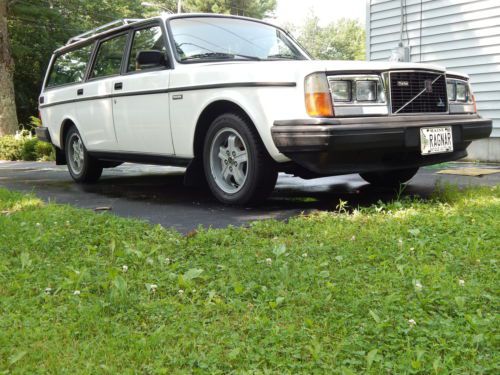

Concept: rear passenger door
[[111, 23, 174, 155], [76, 32, 129, 151]]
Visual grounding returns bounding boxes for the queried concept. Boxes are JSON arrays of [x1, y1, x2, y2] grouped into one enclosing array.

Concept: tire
[[64, 126, 103, 183], [359, 167, 419, 188], [203, 113, 278, 205]]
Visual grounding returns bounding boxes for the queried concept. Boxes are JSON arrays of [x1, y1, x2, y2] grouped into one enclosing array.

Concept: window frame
[[123, 22, 171, 76], [87, 31, 131, 82], [44, 42, 96, 91], [165, 15, 311, 65], [42, 17, 174, 91]]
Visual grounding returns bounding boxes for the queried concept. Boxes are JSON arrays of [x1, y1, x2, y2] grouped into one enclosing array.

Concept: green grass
[[0, 185, 498, 374]]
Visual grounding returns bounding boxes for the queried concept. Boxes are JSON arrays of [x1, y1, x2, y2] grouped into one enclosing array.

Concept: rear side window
[[127, 26, 166, 72], [90, 34, 128, 79], [47, 44, 93, 88]]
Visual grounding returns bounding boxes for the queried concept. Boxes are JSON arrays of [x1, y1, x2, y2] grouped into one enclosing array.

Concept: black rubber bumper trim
[[271, 114, 492, 152], [89, 151, 192, 167], [35, 127, 52, 143]]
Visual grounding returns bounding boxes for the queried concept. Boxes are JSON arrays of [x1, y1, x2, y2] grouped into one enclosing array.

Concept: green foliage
[[0, 134, 54, 161], [34, 140, 55, 161], [0, 185, 498, 372], [28, 116, 41, 128], [184, 0, 276, 18], [290, 13, 366, 61], [7, 0, 172, 125], [19, 137, 38, 161], [0, 135, 23, 161], [7, 0, 277, 125]]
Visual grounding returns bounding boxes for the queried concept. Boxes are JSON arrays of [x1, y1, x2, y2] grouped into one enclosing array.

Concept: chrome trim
[[449, 103, 475, 114], [326, 70, 455, 117], [327, 74, 386, 104], [334, 105, 389, 117], [327, 74, 388, 116], [446, 78, 474, 104]]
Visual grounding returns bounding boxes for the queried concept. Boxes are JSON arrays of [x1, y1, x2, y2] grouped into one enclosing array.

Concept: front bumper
[[271, 114, 492, 175]]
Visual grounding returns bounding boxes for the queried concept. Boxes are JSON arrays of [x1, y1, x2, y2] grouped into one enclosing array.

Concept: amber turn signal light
[[305, 93, 334, 117], [304, 73, 334, 117]]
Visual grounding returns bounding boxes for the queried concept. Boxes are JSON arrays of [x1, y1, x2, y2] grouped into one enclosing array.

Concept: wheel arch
[[192, 100, 261, 159], [59, 118, 78, 151]]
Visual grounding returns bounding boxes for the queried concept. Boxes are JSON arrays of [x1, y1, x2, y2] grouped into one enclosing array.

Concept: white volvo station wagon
[[37, 14, 492, 204]]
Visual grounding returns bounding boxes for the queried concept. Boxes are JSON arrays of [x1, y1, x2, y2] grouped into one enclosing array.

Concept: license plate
[[420, 127, 453, 155]]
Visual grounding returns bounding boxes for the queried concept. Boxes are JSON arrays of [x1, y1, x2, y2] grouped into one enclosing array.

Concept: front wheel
[[203, 113, 278, 205], [359, 167, 419, 187], [65, 127, 103, 183]]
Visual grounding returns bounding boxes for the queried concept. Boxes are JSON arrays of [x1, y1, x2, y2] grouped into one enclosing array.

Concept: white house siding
[[366, 0, 500, 162]]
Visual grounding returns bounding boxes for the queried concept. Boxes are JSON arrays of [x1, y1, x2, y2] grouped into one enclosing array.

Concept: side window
[[47, 44, 93, 88], [127, 26, 166, 72], [90, 34, 128, 79]]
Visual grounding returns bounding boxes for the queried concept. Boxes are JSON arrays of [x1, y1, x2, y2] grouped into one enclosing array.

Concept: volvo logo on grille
[[424, 79, 433, 93], [397, 81, 409, 87]]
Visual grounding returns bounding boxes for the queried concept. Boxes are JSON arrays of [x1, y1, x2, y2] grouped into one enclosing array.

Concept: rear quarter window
[[46, 44, 93, 88]]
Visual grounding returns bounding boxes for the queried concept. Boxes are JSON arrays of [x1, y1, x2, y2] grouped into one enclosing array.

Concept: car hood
[[199, 59, 449, 73], [171, 60, 464, 89]]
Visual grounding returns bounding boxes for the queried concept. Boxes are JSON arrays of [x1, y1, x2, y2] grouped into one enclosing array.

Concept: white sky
[[272, 0, 367, 26]]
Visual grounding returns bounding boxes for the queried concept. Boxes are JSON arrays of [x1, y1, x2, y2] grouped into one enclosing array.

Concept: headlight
[[328, 75, 385, 104], [456, 83, 468, 102], [447, 78, 472, 103], [356, 81, 377, 101], [330, 80, 351, 102], [447, 82, 456, 101], [446, 77, 476, 113], [326, 74, 388, 116]]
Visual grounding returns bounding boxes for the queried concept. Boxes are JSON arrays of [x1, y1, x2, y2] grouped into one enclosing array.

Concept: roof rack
[[66, 19, 143, 45]]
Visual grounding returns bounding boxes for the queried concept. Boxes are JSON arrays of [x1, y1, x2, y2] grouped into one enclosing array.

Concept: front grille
[[390, 71, 448, 114]]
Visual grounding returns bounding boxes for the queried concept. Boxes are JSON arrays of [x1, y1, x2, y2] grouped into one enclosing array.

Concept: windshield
[[169, 17, 308, 62]]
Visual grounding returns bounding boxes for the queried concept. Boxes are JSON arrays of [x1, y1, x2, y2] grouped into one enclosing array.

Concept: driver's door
[[112, 23, 174, 155]]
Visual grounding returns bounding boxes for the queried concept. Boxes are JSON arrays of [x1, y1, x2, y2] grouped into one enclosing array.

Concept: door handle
[[114, 82, 123, 90], [77, 88, 84, 96]]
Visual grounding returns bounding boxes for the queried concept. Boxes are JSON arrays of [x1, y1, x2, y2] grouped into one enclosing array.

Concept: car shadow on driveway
[[0, 161, 498, 233]]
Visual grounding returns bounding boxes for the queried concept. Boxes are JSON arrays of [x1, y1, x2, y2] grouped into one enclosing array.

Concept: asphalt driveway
[[0, 160, 498, 233]]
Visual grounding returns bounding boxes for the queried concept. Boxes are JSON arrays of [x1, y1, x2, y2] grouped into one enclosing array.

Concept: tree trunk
[[0, 0, 18, 136]]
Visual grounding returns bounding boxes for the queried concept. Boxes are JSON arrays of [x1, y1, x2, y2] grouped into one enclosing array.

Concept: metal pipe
[[399, 0, 404, 47]]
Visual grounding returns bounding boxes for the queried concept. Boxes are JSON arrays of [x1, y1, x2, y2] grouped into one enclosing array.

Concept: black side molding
[[88, 151, 192, 167], [39, 81, 297, 109]]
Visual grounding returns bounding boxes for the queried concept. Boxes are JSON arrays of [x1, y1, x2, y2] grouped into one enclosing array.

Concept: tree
[[7, 0, 161, 126], [0, 0, 18, 136], [288, 13, 365, 61], [184, 0, 276, 19], [5, 0, 275, 128]]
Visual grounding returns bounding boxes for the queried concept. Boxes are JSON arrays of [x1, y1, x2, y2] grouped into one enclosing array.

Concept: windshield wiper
[[266, 54, 301, 60], [182, 52, 261, 61]]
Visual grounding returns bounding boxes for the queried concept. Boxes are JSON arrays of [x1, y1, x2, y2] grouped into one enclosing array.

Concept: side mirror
[[136, 50, 167, 69]]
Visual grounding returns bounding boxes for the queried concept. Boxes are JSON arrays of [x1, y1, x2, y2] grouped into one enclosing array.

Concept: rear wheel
[[203, 113, 277, 205], [359, 167, 419, 187], [65, 126, 102, 183]]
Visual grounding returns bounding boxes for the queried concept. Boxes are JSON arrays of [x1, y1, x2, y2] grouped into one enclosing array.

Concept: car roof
[[55, 13, 282, 55]]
